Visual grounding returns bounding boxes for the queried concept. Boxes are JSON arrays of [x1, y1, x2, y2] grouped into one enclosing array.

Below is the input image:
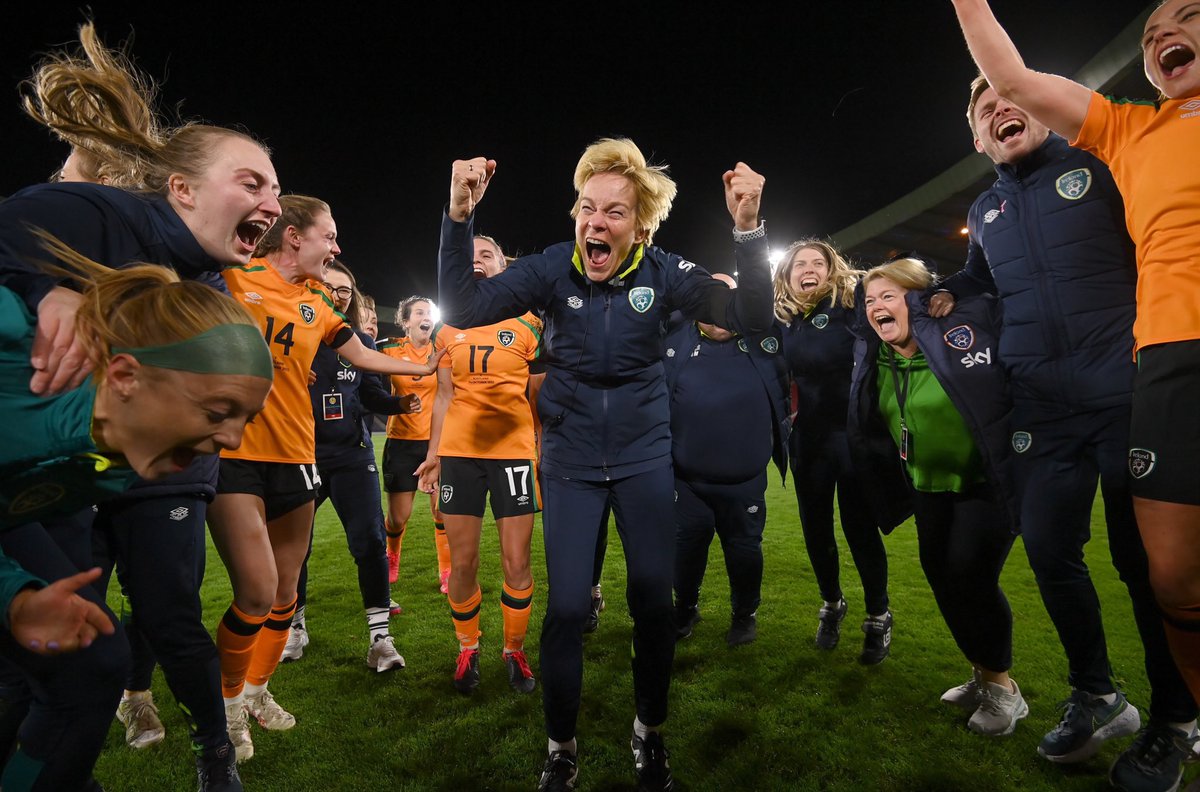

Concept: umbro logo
[[1181, 100, 1200, 119]]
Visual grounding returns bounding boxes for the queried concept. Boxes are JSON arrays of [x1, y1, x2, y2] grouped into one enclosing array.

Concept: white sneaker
[[116, 691, 165, 749], [367, 635, 406, 673], [280, 624, 308, 662], [224, 699, 254, 763], [968, 679, 1029, 736], [245, 687, 296, 731], [941, 669, 983, 714]]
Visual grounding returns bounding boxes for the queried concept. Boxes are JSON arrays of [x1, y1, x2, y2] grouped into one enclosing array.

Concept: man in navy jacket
[[932, 77, 1196, 784], [664, 274, 789, 648]]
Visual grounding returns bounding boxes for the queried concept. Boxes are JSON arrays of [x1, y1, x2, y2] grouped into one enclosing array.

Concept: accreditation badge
[[323, 392, 344, 421]]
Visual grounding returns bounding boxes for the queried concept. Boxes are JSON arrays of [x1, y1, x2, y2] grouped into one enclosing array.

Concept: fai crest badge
[[628, 287, 655, 314], [440, 485, 454, 504], [299, 304, 317, 324], [1011, 431, 1032, 454], [10, 482, 65, 515], [812, 314, 829, 329], [1056, 168, 1092, 201], [497, 329, 516, 347], [1129, 448, 1156, 479], [944, 325, 975, 351], [737, 339, 749, 353], [761, 337, 779, 354]]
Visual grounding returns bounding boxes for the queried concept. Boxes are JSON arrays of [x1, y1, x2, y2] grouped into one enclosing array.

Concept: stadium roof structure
[[832, 4, 1157, 276]]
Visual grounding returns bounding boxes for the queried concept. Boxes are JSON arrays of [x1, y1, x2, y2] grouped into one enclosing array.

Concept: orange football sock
[[449, 587, 482, 651], [386, 519, 405, 558], [434, 522, 451, 577], [501, 581, 534, 653], [245, 596, 298, 688], [218, 601, 269, 699]]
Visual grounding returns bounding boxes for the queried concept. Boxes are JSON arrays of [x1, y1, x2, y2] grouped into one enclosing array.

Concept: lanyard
[[886, 347, 911, 461]]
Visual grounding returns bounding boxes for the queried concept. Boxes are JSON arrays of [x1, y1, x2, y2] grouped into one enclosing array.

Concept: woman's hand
[[9, 568, 116, 655], [448, 157, 497, 222], [723, 163, 765, 231], [415, 457, 440, 495], [31, 287, 91, 395], [420, 347, 447, 376], [928, 291, 957, 318], [400, 394, 421, 414]]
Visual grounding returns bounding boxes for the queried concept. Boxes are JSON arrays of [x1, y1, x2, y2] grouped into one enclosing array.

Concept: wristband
[[732, 222, 766, 242]]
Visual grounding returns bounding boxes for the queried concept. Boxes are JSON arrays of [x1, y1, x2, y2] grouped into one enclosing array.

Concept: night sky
[[3, 2, 1152, 332]]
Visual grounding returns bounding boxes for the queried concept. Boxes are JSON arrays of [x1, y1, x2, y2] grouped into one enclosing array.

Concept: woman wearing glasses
[[282, 260, 419, 671]]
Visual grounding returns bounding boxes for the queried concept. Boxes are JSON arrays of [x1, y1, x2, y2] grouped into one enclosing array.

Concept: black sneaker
[[1038, 689, 1140, 763], [1109, 722, 1197, 792], [632, 731, 675, 791], [537, 750, 578, 791], [504, 649, 536, 694], [726, 613, 757, 647], [453, 647, 481, 695], [583, 594, 605, 634], [815, 598, 848, 650], [859, 612, 892, 665], [674, 605, 701, 641], [196, 740, 244, 792]]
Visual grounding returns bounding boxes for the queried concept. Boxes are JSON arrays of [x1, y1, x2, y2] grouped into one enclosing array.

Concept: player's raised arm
[[448, 157, 496, 223], [950, 0, 1092, 141]]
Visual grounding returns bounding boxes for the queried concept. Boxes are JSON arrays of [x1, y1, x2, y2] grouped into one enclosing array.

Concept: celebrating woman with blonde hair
[[0, 237, 271, 792], [439, 137, 772, 791], [774, 238, 894, 664]]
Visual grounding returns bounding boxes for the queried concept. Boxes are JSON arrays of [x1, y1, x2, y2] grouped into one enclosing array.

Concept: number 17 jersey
[[436, 314, 541, 460]]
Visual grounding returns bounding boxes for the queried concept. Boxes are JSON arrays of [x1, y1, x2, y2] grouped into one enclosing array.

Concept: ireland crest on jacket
[[629, 287, 655, 314], [1056, 168, 1092, 201], [944, 325, 975, 351]]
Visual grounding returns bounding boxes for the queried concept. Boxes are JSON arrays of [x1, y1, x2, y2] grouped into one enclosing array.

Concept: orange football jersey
[[222, 259, 351, 463], [436, 314, 541, 459], [378, 338, 438, 440]]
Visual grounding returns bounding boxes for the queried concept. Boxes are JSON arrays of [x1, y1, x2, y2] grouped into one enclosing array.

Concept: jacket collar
[[993, 133, 1069, 183], [571, 243, 645, 284]]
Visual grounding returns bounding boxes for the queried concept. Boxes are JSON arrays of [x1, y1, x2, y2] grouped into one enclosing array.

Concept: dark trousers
[[297, 456, 390, 612], [540, 466, 676, 741], [673, 471, 766, 618], [93, 495, 227, 752], [0, 519, 129, 792], [92, 529, 156, 692], [1015, 404, 1196, 721], [913, 487, 1015, 673], [791, 429, 889, 615], [590, 505, 611, 588]]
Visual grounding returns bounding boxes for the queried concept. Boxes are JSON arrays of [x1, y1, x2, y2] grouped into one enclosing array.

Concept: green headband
[[112, 323, 274, 380]]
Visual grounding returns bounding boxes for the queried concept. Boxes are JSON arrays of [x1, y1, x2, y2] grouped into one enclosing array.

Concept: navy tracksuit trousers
[[790, 428, 889, 616], [0, 518, 129, 792], [297, 456, 389, 612], [93, 495, 227, 752], [673, 471, 766, 619], [540, 465, 676, 741], [1015, 404, 1196, 721]]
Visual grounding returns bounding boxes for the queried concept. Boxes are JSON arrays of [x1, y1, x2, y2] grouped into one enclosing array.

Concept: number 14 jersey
[[222, 259, 352, 463], [435, 314, 541, 460]]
